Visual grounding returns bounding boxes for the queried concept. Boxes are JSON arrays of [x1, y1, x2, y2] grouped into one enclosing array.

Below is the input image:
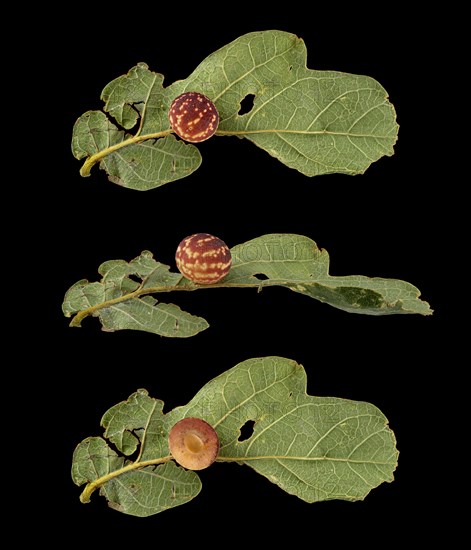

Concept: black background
[[29, 5, 452, 546]]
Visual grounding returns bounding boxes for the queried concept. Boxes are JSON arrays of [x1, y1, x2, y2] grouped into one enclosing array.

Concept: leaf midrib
[[217, 454, 395, 465]]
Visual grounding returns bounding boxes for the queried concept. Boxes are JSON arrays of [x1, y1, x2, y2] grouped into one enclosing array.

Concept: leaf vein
[[306, 87, 378, 131], [212, 40, 298, 102], [347, 462, 375, 488], [213, 371, 294, 428]]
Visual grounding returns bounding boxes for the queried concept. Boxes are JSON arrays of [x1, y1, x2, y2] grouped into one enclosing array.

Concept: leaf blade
[[207, 30, 398, 176], [170, 356, 398, 503], [101, 135, 202, 191], [99, 297, 209, 337], [72, 390, 201, 516], [102, 462, 201, 517], [63, 251, 209, 337], [227, 234, 431, 316]]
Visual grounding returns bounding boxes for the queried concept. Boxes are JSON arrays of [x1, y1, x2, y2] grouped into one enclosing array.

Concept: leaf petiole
[[80, 456, 172, 503], [69, 280, 278, 327], [79, 129, 174, 177]]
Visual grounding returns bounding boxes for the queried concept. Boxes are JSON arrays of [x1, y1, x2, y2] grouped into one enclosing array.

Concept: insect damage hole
[[238, 419, 256, 441], [238, 94, 256, 115]]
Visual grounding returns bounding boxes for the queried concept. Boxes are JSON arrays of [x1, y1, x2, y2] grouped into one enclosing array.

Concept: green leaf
[[72, 31, 398, 190], [72, 357, 398, 516], [63, 234, 432, 336], [62, 250, 209, 337], [72, 436, 201, 517], [72, 389, 201, 516], [226, 234, 432, 316]]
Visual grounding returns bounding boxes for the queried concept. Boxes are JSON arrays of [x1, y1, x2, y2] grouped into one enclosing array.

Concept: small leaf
[[62, 251, 209, 337], [72, 389, 202, 517], [72, 357, 398, 516], [63, 235, 431, 337], [73, 31, 398, 190], [72, 438, 201, 517]]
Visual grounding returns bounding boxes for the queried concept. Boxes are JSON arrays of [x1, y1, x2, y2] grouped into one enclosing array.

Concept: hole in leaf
[[238, 419, 256, 441], [254, 273, 269, 281], [238, 94, 256, 115], [106, 428, 144, 462]]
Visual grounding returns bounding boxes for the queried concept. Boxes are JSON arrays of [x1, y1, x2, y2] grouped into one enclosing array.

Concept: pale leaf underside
[[72, 30, 398, 190], [72, 357, 399, 517], [62, 234, 432, 338]]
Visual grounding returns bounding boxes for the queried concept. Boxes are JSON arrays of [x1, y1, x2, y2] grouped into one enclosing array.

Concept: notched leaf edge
[[62, 234, 432, 338], [72, 31, 399, 190], [72, 357, 399, 516]]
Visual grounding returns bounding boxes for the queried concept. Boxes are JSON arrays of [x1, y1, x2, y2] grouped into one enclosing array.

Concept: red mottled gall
[[169, 92, 219, 143], [176, 233, 232, 284]]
